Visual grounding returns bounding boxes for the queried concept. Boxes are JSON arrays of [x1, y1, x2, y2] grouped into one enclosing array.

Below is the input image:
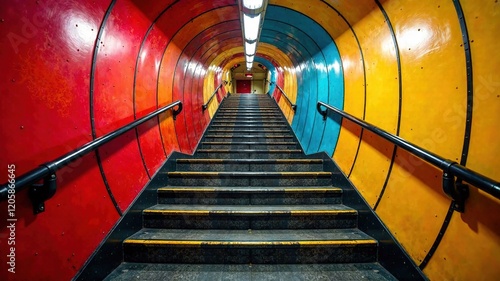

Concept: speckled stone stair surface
[[105, 94, 397, 280]]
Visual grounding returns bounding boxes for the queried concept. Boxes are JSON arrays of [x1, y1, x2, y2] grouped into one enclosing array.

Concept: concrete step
[[218, 109, 279, 112], [216, 112, 283, 115], [104, 263, 397, 281], [166, 171, 333, 186], [203, 135, 294, 142], [212, 120, 284, 124], [175, 158, 324, 172], [123, 228, 378, 264], [205, 129, 291, 135], [200, 141, 300, 149], [208, 124, 290, 129], [157, 186, 343, 205], [143, 204, 357, 229], [194, 149, 304, 159], [212, 116, 284, 120]]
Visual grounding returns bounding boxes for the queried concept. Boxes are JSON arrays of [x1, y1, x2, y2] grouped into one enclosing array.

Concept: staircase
[[105, 94, 397, 280]]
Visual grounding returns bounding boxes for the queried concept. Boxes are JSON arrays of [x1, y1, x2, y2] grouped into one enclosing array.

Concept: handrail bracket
[[29, 172, 57, 214], [442, 163, 469, 213], [172, 103, 182, 120], [317, 103, 328, 121]]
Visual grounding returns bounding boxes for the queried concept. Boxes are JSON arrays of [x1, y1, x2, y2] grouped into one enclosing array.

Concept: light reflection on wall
[[63, 11, 98, 55]]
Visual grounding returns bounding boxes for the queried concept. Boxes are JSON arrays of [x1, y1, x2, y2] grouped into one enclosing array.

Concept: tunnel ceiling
[[2, 0, 499, 280], [102, 0, 376, 73]]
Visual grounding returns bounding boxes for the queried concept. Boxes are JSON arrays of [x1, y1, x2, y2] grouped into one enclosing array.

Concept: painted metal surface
[[0, 0, 240, 280], [0, 1, 119, 280], [420, 1, 500, 279], [262, 5, 344, 156]]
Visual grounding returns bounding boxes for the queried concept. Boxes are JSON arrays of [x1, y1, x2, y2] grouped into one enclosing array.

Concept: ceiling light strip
[[240, 0, 267, 70]]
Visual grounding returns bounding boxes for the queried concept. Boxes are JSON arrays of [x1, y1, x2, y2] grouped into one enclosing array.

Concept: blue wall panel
[[262, 6, 344, 155]]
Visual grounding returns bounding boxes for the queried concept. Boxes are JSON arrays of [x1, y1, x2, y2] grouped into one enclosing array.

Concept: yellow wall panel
[[421, 1, 500, 279], [332, 22, 365, 174], [326, 0, 500, 279], [424, 188, 500, 280], [373, 0, 467, 268], [376, 150, 451, 264], [394, 0, 467, 159], [461, 0, 500, 180], [344, 7, 400, 206]]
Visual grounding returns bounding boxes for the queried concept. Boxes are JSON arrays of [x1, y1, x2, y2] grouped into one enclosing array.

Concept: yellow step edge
[[143, 210, 356, 215], [157, 188, 340, 193], [176, 159, 322, 163], [167, 172, 332, 176], [158, 188, 218, 192], [124, 239, 377, 247]]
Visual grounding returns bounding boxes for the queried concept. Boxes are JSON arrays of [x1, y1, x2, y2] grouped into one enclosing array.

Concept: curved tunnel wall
[[0, 0, 499, 280]]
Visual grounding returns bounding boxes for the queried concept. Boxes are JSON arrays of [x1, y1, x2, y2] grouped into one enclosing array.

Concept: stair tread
[[207, 129, 289, 132], [158, 186, 342, 193], [196, 149, 302, 153], [201, 141, 298, 145], [144, 204, 356, 214], [106, 94, 392, 277], [105, 262, 397, 281], [167, 171, 332, 177], [209, 125, 289, 127], [176, 158, 322, 163], [125, 228, 376, 244], [205, 134, 292, 137]]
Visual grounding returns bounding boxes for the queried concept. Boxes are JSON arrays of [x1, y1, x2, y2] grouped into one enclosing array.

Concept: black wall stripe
[[373, 0, 403, 211], [132, 23, 159, 180], [179, 22, 241, 144], [454, 0, 473, 168], [319, 1, 368, 177], [171, 5, 238, 153], [419, 202, 455, 269], [184, 24, 241, 138], [261, 32, 311, 146], [89, 0, 122, 216], [154, 0, 182, 155], [259, 34, 305, 139], [420, 0, 473, 269], [153, 2, 181, 159]]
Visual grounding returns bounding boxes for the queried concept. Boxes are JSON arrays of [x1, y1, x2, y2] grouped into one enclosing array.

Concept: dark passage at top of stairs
[[104, 94, 398, 280]]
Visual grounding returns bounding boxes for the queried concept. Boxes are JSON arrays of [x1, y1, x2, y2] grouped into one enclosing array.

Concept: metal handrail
[[317, 101, 500, 212], [202, 81, 227, 111], [0, 101, 182, 213], [266, 80, 296, 111]]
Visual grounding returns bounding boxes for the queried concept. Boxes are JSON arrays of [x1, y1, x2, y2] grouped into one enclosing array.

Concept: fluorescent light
[[246, 55, 254, 62], [243, 0, 263, 9], [245, 42, 256, 55], [243, 14, 261, 41], [246, 62, 253, 69]]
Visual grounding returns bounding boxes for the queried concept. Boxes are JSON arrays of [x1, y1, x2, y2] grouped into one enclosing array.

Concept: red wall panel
[[0, 0, 118, 280], [92, 0, 151, 211], [0, 0, 245, 280], [135, 26, 170, 174]]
